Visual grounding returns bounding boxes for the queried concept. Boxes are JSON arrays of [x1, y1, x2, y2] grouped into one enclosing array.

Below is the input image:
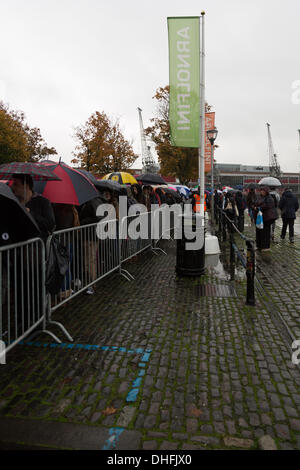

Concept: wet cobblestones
[[0, 219, 299, 449]]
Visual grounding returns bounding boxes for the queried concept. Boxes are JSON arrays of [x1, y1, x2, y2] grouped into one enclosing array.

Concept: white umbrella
[[258, 177, 281, 187]]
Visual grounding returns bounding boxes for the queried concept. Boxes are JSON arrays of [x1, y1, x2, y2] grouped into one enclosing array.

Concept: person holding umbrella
[[11, 174, 55, 239]]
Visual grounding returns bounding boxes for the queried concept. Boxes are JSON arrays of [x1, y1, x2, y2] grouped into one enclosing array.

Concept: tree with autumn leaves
[[0, 101, 57, 164], [72, 111, 137, 174], [145, 86, 212, 185]]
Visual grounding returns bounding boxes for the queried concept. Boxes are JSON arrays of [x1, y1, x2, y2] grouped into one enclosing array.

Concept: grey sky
[[0, 0, 299, 172]]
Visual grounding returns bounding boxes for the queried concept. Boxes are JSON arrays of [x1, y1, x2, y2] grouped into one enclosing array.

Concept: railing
[[0, 238, 47, 356], [215, 205, 256, 306], [0, 208, 174, 358]]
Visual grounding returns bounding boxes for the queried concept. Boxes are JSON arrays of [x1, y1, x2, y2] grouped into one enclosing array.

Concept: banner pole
[[199, 12, 205, 218]]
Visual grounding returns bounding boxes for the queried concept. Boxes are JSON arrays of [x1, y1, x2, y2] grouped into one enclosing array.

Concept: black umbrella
[[0, 183, 40, 247], [136, 173, 167, 185], [76, 169, 99, 185], [164, 188, 183, 202], [94, 180, 123, 193], [244, 182, 259, 189]]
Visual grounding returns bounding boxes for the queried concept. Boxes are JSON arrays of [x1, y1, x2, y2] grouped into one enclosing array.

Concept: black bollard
[[246, 240, 255, 306]]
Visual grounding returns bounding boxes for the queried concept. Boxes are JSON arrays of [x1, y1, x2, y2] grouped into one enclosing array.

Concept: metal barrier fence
[[215, 205, 256, 306], [49, 219, 119, 313], [0, 207, 177, 358], [0, 238, 47, 356]]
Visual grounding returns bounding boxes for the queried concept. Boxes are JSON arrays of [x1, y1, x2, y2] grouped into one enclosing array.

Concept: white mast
[[137, 107, 158, 173]]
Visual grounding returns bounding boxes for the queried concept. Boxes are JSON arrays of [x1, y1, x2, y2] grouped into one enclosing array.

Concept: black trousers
[[256, 220, 272, 249], [281, 217, 295, 239]]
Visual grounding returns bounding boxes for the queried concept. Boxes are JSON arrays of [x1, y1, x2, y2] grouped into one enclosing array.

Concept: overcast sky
[[1, 0, 300, 172]]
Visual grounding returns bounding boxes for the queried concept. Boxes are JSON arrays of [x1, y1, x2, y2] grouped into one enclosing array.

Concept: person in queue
[[253, 185, 278, 251], [11, 174, 55, 239]]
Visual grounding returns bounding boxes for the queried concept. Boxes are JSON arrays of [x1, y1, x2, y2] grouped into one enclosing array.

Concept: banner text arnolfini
[[168, 17, 200, 148]]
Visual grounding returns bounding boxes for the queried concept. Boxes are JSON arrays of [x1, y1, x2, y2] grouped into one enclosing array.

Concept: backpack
[[270, 192, 279, 208], [45, 235, 70, 295]]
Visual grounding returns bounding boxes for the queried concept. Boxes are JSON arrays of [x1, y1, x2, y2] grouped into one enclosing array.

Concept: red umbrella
[[34, 161, 99, 205]]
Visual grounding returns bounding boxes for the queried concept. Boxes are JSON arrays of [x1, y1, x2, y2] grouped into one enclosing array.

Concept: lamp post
[[207, 127, 218, 224]]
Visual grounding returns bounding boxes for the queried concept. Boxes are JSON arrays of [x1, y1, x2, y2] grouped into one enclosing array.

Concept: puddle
[[206, 243, 246, 281]]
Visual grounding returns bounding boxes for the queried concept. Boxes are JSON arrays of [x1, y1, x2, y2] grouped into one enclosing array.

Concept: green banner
[[168, 17, 200, 148]]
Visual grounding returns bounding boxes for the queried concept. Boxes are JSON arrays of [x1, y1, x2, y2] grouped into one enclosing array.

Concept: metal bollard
[[222, 213, 227, 242], [246, 240, 255, 306]]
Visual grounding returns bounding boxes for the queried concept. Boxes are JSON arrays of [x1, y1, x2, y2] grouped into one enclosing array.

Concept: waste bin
[[176, 213, 205, 276]]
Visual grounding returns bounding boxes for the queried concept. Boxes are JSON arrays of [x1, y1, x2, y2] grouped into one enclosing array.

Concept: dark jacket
[[79, 197, 105, 226], [255, 194, 278, 222], [224, 192, 237, 220], [246, 190, 256, 210], [278, 190, 299, 219], [235, 191, 246, 215], [26, 193, 55, 239]]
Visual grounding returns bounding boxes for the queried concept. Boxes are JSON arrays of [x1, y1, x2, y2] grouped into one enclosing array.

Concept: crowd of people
[[1, 175, 193, 298], [213, 185, 299, 251]]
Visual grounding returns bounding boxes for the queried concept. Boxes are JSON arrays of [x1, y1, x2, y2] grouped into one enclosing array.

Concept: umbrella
[[94, 179, 123, 193], [173, 185, 191, 197], [102, 172, 138, 185], [222, 186, 234, 193], [136, 173, 166, 185], [76, 169, 99, 185], [0, 162, 61, 181], [258, 176, 281, 187], [244, 182, 259, 189], [0, 183, 40, 246], [157, 186, 182, 202], [33, 161, 99, 205]]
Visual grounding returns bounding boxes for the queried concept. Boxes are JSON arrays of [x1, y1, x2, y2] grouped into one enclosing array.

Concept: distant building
[[212, 163, 300, 193]]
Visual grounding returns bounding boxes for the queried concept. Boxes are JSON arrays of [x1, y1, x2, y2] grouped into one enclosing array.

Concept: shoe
[[85, 287, 94, 295], [261, 248, 271, 252], [280, 235, 285, 240], [74, 279, 82, 289], [289, 239, 294, 243]]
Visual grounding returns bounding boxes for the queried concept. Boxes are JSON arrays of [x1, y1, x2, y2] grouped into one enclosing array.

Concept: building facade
[[212, 163, 300, 193]]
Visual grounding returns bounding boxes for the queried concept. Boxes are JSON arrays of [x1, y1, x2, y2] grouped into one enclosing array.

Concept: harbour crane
[[137, 107, 159, 174], [266, 123, 281, 178]]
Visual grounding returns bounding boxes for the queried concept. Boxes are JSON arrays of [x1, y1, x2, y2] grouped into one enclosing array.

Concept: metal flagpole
[[199, 12, 205, 218]]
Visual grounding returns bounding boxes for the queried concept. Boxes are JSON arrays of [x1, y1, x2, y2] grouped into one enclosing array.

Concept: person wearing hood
[[278, 188, 299, 243], [253, 186, 278, 251], [131, 184, 145, 205]]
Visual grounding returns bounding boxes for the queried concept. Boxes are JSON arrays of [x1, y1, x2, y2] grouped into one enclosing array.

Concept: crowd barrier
[[0, 207, 176, 357], [0, 238, 47, 357]]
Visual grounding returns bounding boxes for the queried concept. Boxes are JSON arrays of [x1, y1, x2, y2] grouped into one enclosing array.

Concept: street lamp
[[207, 127, 218, 224]]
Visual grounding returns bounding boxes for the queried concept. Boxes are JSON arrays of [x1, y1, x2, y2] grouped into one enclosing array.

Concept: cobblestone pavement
[[0, 216, 299, 450]]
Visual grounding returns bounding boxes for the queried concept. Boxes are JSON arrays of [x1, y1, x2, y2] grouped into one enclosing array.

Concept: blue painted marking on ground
[[132, 377, 142, 388], [126, 388, 139, 403], [141, 352, 151, 362], [19, 340, 152, 405], [20, 341, 151, 356], [102, 427, 124, 450]]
